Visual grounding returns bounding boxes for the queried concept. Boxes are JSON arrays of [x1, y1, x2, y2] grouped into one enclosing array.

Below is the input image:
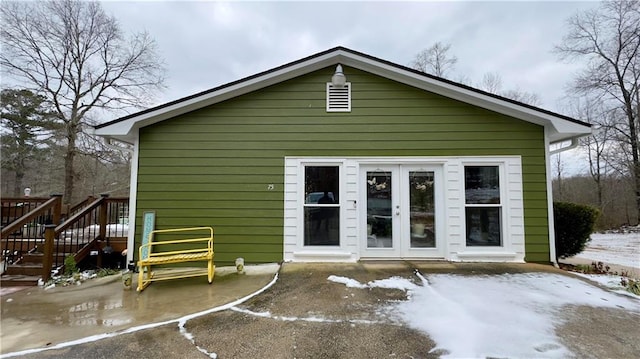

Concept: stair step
[[11, 254, 69, 268], [0, 275, 40, 287], [21, 253, 45, 264], [5, 264, 43, 276]]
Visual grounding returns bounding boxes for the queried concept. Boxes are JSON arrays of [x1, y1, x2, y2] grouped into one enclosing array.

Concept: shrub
[[63, 255, 78, 276], [553, 201, 599, 259], [622, 278, 640, 296]]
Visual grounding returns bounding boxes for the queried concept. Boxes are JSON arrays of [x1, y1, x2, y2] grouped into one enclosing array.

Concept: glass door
[[401, 165, 443, 257], [361, 164, 443, 258], [408, 170, 436, 248], [363, 166, 400, 256]]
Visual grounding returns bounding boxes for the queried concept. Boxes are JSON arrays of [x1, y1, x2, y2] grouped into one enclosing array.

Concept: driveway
[[2, 262, 639, 358]]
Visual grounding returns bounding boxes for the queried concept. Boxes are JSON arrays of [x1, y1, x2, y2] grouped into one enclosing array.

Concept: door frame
[[359, 163, 445, 259]]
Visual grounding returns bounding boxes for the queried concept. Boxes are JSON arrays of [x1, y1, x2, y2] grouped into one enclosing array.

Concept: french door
[[360, 164, 443, 258]]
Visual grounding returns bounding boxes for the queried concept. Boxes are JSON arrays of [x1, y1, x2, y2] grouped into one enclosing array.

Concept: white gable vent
[[326, 82, 351, 112]]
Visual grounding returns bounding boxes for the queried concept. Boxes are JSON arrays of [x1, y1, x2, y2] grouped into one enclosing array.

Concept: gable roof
[[94, 46, 591, 144]]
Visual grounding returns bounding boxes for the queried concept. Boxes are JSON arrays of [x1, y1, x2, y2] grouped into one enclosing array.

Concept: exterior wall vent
[[326, 83, 351, 112]]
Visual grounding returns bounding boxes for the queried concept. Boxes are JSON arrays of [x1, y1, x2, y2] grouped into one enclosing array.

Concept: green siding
[[136, 67, 550, 265]]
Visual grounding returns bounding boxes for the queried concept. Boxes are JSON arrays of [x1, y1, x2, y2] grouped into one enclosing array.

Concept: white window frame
[[462, 162, 507, 249], [298, 161, 345, 249], [284, 156, 524, 263]]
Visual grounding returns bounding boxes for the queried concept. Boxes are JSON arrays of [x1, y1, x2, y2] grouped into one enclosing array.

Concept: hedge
[[553, 201, 600, 259]]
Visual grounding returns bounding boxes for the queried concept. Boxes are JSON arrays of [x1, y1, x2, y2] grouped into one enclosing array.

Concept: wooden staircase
[[1, 195, 129, 287], [1, 246, 77, 286]]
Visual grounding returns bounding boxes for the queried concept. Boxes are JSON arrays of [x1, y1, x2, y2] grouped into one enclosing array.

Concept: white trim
[[549, 136, 581, 155], [125, 135, 140, 265], [358, 164, 446, 259], [359, 164, 401, 258], [284, 156, 526, 263], [95, 48, 591, 144], [326, 82, 351, 112], [545, 127, 558, 264], [453, 158, 525, 262], [286, 160, 349, 259], [461, 162, 506, 248]]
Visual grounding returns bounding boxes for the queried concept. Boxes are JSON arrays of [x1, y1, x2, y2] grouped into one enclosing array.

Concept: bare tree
[[410, 45, 543, 106], [572, 97, 613, 208], [1, 0, 165, 204], [479, 72, 503, 94], [410, 42, 458, 77], [553, 153, 564, 200], [478, 71, 542, 106], [555, 0, 640, 223]]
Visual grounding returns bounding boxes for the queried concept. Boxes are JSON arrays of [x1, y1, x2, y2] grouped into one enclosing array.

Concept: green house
[[95, 47, 591, 266]]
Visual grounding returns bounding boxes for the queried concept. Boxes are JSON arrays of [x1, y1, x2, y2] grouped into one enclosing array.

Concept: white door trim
[[399, 164, 445, 258], [359, 163, 446, 259], [283, 156, 526, 263]]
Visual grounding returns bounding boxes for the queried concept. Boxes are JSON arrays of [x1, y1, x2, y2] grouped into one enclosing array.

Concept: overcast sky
[[101, 0, 599, 115]]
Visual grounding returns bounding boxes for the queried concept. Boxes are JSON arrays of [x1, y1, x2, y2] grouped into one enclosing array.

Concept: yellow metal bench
[[137, 227, 214, 292]]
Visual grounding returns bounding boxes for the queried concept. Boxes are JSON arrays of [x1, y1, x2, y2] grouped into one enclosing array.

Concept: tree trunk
[[623, 96, 640, 225], [63, 125, 78, 205], [13, 170, 24, 197]]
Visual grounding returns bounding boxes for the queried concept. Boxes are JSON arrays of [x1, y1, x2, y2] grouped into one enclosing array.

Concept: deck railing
[[43, 195, 128, 280], [1, 195, 62, 266], [1, 197, 53, 228], [1, 194, 129, 282]]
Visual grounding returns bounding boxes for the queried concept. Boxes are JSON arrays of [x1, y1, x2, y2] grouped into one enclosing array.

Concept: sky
[[100, 0, 599, 115]]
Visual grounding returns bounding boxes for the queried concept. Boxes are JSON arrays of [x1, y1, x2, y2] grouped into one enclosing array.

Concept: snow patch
[[230, 306, 381, 325], [368, 276, 418, 291], [328, 272, 640, 358], [327, 275, 417, 290], [395, 273, 640, 359], [327, 275, 367, 288], [574, 232, 640, 269], [573, 272, 640, 299]]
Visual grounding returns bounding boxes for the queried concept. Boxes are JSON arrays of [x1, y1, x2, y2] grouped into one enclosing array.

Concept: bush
[[553, 201, 599, 259], [63, 255, 78, 276]]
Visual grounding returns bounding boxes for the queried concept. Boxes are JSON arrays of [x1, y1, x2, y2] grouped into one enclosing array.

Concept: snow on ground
[[327, 275, 417, 290], [329, 272, 640, 359], [574, 232, 640, 269], [573, 272, 640, 299]]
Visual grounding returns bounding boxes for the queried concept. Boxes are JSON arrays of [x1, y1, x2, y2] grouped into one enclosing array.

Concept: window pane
[[304, 165, 340, 246], [466, 207, 501, 246], [409, 171, 435, 248], [304, 207, 340, 245], [367, 171, 392, 248], [465, 166, 500, 204], [305, 166, 339, 204]]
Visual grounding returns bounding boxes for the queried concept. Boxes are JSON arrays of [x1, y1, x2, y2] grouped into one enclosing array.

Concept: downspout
[[545, 129, 593, 266], [544, 127, 559, 266]]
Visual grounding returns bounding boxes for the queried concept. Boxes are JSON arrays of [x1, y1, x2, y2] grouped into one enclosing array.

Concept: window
[[464, 166, 502, 246], [304, 166, 340, 245]]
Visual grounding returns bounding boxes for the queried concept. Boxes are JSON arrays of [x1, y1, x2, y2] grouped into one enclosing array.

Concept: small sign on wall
[[140, 211, 155, 260]]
